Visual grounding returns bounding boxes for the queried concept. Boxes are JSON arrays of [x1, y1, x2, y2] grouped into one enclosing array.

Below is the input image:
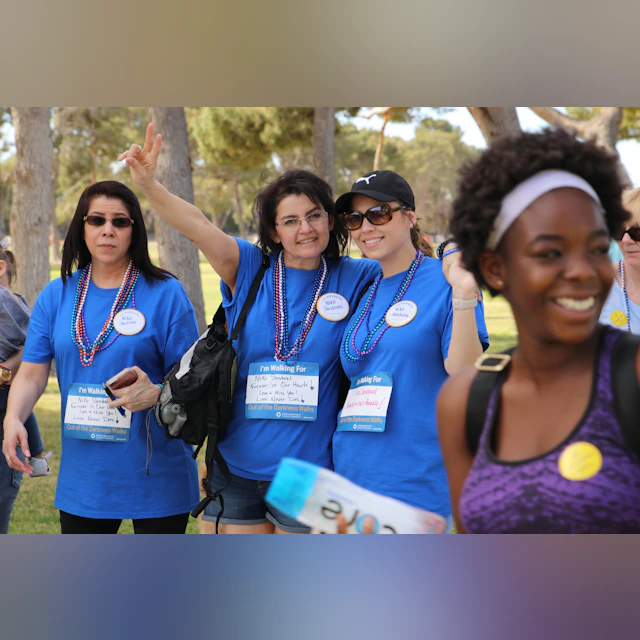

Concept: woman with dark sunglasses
[[600, 188, 640, 333], [438, 129, 640, 533], [2, 181, 200, 533], [331, 170, 489, 529], [119, 124, 379, 534]]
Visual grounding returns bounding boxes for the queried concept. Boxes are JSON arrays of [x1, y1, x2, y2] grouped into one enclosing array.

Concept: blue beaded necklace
[[620, 259, 633, 333], [342, 250, 424, 363], [273, 250, 328, 362]]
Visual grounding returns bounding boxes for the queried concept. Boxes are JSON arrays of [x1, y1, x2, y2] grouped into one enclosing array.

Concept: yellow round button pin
[[558, 442, 603, 481], [610, 310, 628, 327]]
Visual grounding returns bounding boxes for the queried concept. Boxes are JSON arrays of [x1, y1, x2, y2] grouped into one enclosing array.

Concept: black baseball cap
[[335, 170, 415, 214]]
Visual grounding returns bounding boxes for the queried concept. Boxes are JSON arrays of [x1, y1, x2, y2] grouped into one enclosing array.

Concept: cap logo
[[355, 174, 377, 185]]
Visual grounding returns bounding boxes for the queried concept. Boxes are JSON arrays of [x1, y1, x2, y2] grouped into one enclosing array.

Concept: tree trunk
[[373, 112, 391, 171], [50, 145, 61, 263], [0, 161, 5, 238], [529, 107, 630, 187], [467, 107, 521, 142], [148, 107, 206, 331], [233, 180, 246, 239], [313, 107, 336, 193], [10, 108, 52, 308]]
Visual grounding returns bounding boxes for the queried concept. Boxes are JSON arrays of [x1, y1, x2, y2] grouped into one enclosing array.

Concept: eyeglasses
[[84, 215, 134, 229], [274, 211, 327, 229], [619, 225, 640, 242], [341, 204, 411, 231]]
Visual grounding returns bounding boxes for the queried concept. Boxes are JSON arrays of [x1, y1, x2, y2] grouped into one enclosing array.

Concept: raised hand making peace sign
[[118, 122, 163, 191]]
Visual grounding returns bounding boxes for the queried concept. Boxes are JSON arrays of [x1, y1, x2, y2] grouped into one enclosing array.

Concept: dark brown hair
[[253, 170, 348, 259], [61, 181, 172, 283]]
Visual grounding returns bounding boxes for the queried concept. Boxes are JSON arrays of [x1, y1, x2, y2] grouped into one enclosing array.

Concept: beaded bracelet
[[437, 238, 457, 260], [442, 248, 461, 259]]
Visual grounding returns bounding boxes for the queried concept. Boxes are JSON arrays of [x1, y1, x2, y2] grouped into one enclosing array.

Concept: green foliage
[[54, 107, 148, 225], [565, 107, 640, 141], [400, 126, 478, 233]]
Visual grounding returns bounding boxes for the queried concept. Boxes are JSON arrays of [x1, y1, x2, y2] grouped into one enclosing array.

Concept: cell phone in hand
[[103, 368, 138, 418], [104, 368, 138, 394]]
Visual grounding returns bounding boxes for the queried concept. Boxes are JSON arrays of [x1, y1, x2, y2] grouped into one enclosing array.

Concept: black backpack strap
[[465, 349, 514, 455], [231, 252, 270, 341], [190, 385, 234, 532], [612, 331, 640, 459], [192, 253, 269, 533]]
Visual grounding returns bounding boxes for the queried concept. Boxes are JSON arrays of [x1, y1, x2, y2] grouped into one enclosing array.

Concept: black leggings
[[59, 510, 190, 534]]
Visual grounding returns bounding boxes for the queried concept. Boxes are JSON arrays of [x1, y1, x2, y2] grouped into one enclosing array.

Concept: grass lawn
[[9, 247, 517, 534]]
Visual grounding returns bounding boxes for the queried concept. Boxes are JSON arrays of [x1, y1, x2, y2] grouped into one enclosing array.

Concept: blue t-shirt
[[219, 238, 380, 480], [23, 271, 200, 519], [599, 272, 640, 333], [333, 257, 490, 517]]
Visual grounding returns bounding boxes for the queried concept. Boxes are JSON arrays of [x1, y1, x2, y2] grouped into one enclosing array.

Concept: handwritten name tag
[[246, 362, 319, 421], [317, 293, 350, 322], [64, 383, 132, 442], [114, 309, 146, 336], [385, 301, 417, 327], [337, 371, 393, 433]]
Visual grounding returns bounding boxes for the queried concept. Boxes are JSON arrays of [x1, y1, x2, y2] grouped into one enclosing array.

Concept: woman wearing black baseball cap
[[332, 170, 489, 529]]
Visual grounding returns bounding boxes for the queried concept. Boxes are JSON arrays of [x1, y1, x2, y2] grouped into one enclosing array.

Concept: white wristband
[[452, 297, 477, 310]]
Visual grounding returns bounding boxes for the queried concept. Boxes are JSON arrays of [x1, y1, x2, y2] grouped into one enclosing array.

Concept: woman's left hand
[[441, 243, 482, 302], [107, 366, 161, 413]]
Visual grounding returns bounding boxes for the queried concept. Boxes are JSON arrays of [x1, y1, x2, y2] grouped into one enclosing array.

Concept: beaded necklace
[[71, 260, 140, 366], [343, 249, 424, 363], [620, 259, 635, 333], [273, 250, 328, 362]]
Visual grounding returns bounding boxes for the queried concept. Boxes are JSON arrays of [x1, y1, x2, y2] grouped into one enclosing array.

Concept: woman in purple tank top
[[436, 128, 640, 534]]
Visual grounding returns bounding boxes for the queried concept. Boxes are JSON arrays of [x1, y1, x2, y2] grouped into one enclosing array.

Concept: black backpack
[[465, 331, 640, 456], [156, 253, 269, 528]]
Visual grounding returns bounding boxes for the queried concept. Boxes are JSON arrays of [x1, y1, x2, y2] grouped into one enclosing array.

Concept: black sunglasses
[[341, 204, 411, 231], [84, 215, 134, 229], [619, 225, 640, 242]]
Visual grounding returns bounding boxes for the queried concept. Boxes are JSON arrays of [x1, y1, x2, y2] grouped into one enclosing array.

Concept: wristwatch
[[0, 365, 13, 386]]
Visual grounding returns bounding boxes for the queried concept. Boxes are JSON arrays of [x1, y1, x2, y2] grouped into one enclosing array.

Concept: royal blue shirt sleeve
[[160, 278, 200, 375], [22, 280, 57, 364]]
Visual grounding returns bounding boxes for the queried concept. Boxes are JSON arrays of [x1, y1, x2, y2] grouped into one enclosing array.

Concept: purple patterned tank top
[[459, 326, 640, 533]]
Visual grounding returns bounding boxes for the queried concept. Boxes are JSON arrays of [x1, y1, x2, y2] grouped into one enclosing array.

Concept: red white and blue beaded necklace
[[273, 250, 328, 362], [71, 260, 140, 366], [343, 249, 424, 363]]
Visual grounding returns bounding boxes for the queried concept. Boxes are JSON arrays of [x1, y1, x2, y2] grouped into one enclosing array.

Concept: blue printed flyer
[[245, 361, 319, 421], [63, 383, 132, 442]]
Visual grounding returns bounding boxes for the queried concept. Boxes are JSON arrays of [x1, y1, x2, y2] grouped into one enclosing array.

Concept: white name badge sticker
[[114, 309, 146, 336], [63, 383, 132, 442], [337, 371, 393, 433], [316, 293, 350, 322], [246, 362, 319, 421], [385, 301, 418, 327]]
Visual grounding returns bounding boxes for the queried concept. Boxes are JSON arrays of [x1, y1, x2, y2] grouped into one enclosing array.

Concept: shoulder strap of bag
[[190, 252, 270, 529], [465, 348, 515, 455], [611, 331, 640, 458], [230, 252, 270, 341]]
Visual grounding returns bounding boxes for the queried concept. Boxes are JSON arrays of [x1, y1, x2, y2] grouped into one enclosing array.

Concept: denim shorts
[[202, 464, 311, 533]]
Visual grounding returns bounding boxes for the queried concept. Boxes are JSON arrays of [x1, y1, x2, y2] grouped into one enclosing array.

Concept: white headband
[[486, 170, 603, 250]]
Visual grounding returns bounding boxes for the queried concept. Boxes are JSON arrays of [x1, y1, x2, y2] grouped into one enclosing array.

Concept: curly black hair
[[450, 128, 629, 295]]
